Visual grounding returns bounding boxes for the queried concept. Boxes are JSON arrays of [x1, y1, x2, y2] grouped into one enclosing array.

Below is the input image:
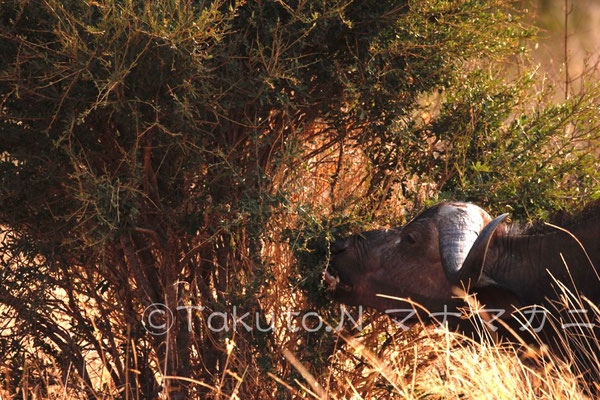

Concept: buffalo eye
[[404, 232, 416, 245]]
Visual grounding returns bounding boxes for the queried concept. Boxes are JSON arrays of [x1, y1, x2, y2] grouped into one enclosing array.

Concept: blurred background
[[529, 0, 600, 95]]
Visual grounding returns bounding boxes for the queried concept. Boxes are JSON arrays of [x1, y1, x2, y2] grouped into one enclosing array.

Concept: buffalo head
[[324, 202, 508, 313]]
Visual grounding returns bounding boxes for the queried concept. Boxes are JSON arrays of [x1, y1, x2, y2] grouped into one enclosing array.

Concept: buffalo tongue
[[323, 270, 340, 291]]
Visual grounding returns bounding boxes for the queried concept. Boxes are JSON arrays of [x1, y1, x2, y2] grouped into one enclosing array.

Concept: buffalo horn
[[457, 213, 509, 287], [438, 204, 497, 286]]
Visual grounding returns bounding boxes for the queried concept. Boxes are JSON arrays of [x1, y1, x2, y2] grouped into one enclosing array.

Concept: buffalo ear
[[453, 213, 509, 287]]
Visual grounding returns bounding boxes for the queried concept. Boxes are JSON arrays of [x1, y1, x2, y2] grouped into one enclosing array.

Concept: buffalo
[[325, 201, 600, 325]]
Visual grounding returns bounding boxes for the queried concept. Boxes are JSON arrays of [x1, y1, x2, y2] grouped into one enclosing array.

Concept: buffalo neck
[[485, 217, 600, 306]]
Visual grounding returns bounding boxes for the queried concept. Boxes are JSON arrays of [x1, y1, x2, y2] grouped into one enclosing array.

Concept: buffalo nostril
[[330, 238, 348, 255]]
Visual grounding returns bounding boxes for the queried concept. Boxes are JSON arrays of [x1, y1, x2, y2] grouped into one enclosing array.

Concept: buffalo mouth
[[323, 268, 353, 293]]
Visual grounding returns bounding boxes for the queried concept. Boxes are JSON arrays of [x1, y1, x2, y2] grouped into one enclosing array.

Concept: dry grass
[[270, 283, 598, 400], [2, 316, 594, 399]]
